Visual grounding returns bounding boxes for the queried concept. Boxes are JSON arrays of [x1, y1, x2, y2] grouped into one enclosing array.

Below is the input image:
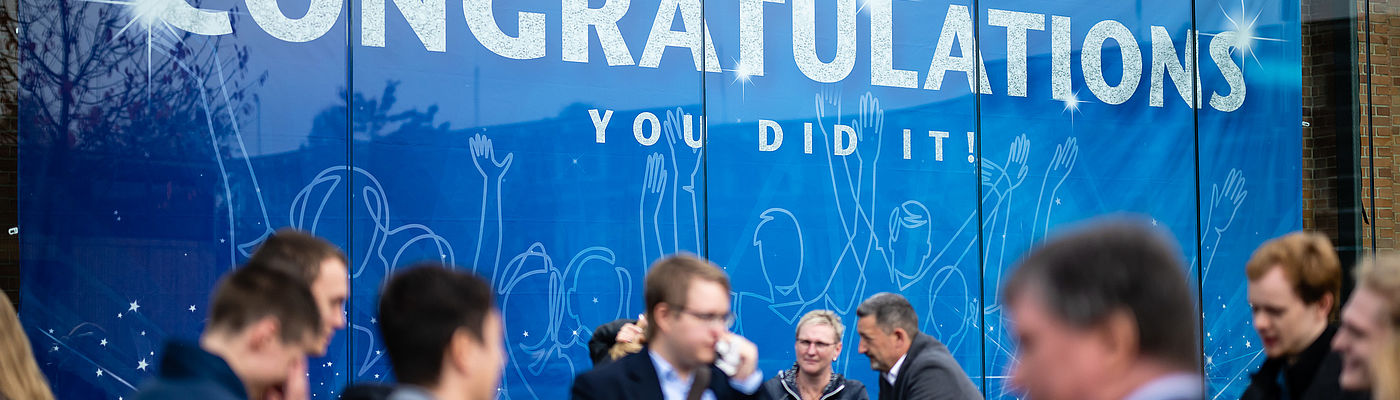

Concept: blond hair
[[0, 295, 55, 400], [1245, 231, 1341, 318], [1357, 253, 1400, 400], [795, 310, 843, 343]]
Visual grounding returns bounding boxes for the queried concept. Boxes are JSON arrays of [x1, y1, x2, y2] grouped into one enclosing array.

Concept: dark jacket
[[589, 318, 638, 366], [759, 363, 868, 400], [571, 348, 760, 400], [134, 341, 246, 400], [877, 333, 981, 400], [1240, 325, 1369, 400]]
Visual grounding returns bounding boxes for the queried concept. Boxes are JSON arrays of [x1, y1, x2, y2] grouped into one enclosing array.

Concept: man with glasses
[[572, 254, 763, 400], [760, 310, 868, 400]]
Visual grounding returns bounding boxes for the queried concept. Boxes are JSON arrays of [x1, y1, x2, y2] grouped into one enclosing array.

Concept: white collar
[[1122, 373, 1202, 400], [883, 353, 908, 385]]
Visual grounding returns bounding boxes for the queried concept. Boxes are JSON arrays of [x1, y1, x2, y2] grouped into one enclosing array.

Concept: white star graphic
[[100, 339, 108, 346], [1055, 198, 1062, 205], [189, 305, 197, 312], [140, 331, 146, 336], [128, 300, 141, 313], [118, 313, 123, 319], [96, 369, 103, 377], [137, 359, 149, 371], [523, 331, 530, 338], [592, 297, 598, 304], [51, 346, 58, 352]]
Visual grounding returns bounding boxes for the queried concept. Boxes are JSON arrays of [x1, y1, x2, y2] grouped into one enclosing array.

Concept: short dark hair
[[1003, 220, 1199, 371], [208, 260, 322, 344], [248, 228, 348, 283], [379, 263, 494, 387], [644, 254, 731, 340], [856, 292, 919, 335]]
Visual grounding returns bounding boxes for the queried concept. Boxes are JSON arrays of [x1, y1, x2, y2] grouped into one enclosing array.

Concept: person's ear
[[1099, 310, 1140, 368], [447, 329, 479, 378], [248, 317, 281, 353], [652, 304, 673, 334], [892, 327, 909, 346], [1320, 293, 1337, 320]]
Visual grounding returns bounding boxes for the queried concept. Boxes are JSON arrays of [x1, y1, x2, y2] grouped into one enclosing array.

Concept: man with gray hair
[[855, 293, 981, 400], [1003, 220, 1201, 400], [760, 310, 867, 400]]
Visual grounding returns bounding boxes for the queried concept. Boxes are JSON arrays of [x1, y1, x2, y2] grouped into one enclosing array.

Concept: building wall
[[1357, 0, 1399, 251]]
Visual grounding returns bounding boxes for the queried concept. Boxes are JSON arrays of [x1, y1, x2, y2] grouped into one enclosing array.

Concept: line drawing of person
[[732, 207, 808, 335]]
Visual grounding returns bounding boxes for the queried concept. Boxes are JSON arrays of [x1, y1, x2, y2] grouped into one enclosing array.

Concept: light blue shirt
[[1121, 373, 1203, 400], [649, 350, 764, 400]]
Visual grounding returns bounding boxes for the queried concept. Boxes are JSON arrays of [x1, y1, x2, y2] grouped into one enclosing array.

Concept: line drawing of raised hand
[[1200, 168, 1247, 278], [469, 133, 515, 179], [984, 135, 1031, 274], [639, 153, 668, 267], [1208, 169, 1247, 236], [851, 92, 885, 212], [469, 133, 514, 286], [663, 107, 705, 252], [1031, 136, 1079, 243]]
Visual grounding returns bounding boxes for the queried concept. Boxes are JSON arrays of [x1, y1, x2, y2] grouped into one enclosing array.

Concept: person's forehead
[[684, 280, 729, 309], [314, 258, 349, 290], [1006, 296, 1059, 330], [855, 316, 880, 334], [1248, 267, 1298, 297], [1345, 289, 1385, 327], [797, 323, 835, 338]]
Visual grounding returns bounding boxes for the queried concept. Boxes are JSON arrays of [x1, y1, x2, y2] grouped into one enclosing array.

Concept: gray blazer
[[876, 333, 982, 400]]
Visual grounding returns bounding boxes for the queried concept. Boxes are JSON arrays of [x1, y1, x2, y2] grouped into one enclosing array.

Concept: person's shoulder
[[909, 334, 958, 367], [134, 379, 241, 400], [577, 350, 649, 383]]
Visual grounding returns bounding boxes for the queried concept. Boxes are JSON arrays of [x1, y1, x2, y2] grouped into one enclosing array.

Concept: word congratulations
[[155, 0, 1250, 111]]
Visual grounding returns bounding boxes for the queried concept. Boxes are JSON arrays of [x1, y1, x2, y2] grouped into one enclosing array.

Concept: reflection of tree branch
[[20, 0, 262, 159]]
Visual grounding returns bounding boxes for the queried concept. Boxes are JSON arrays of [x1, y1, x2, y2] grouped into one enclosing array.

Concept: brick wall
[[1302, 0, 1343, 245], [1358, 0, 1398, 251]]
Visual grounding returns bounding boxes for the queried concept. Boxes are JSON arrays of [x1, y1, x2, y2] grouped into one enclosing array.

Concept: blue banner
[[18, 0, 1300, 398]]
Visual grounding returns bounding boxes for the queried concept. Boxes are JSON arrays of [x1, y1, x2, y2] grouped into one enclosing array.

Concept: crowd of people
[[1, 221, 1399, 400]]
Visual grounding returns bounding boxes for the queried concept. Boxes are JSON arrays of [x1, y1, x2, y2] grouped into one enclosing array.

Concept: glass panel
[[16, 0, 352, 395], [1197, 0, 1304, 398], [345, 0, 704, 398], [702, 0, 981, 390], [976, 1, 1202, 398]]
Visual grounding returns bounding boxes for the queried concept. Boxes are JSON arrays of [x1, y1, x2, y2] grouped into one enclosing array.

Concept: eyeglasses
[[679, 308, 735, 329], [796, 339, 836, 351]]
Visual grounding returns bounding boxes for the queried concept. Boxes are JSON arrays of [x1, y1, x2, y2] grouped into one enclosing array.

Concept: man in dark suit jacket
[[854, 293, 982, 400], [572, 255, 764, 400]]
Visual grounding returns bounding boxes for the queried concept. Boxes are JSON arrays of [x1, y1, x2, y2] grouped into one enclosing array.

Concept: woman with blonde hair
[[0, 294, 55, 400]]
